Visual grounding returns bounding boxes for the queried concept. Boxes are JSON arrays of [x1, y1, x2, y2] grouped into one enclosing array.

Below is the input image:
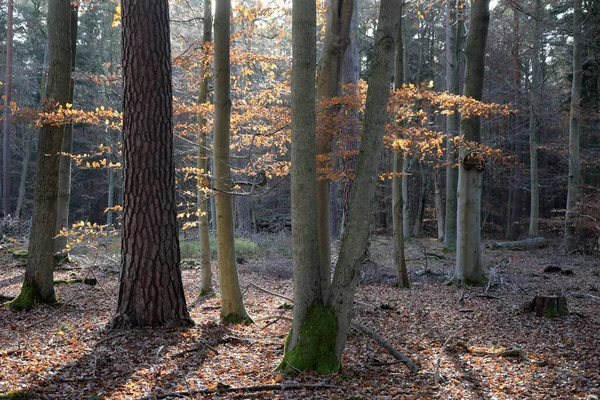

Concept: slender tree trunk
[[15, 134, 32, 219], [108, 0, 193, 328], [412, 162, 428, 237], [392, 2, 409, 288], [454, 0, 489, 285], [198, 0, 213, 296], [402, 156, 410, 237], [55, 3, 78, 254], [444, 0, 464, 251], [2, 0, 14, 215], [528, 0, 542, 236], [316, 0, 354, 299], [214, 0, 249, 323], [565, 0, 582, 251], [8, 0, 72, 310], [434, 167, 445, 241], [106, 167, 115, 225]]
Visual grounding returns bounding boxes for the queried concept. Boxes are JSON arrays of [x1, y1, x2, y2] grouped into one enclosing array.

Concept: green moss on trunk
[[6, 280, 58, 311], [276, 303, 339, 375]]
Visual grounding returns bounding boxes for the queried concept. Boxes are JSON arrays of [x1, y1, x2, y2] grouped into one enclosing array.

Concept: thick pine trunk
[[454, 0, 489, 285], [8, 0, 72, 310], [214, 0, 248, 323], [55, 4, 78, 254], [109, 0, 192, 328], [565, 0, 582, 251], [198, 0, 213, 296]]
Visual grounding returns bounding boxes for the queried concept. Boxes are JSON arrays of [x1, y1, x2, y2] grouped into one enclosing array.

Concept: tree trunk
[[412, 162, 428, 237], [528, 0, 542, 236], [213, 0, 249, 323], [55, 3, 78, 254], [393, 3, 409, 288], [565, 0, 582, 251], [402, 156, 410, 237], [8, 0, 72, 310], [434, 167, 445, 241], [198, 0, 213, 296], [316, 0, 354, 299], [2, 0, 14, 215], [444, 0, 464, 251], [108, 0, 193, 328], [454, 0, 489, 285], [15, 133, 32, 219]]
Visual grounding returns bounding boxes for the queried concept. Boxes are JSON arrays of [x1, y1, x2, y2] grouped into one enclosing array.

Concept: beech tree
[[109, 0, 192, 328], [279, 0, 401, 374], [2, 0, 13, 216], [528, 0, 542, 236], [213, 0, 249, 323], [453, 0, 490, 284], [8, 0, 72, 310]]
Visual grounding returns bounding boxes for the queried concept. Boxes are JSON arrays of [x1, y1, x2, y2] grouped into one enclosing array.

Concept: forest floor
[[0, 234, 599, 399]]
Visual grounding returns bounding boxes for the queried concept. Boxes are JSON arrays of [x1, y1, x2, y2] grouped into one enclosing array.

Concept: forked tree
[[279, 0, 401, 374], [109, 0, 193, 328]]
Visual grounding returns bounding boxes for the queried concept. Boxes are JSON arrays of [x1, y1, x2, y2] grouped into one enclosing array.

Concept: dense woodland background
[[1, 0, 600, 398]]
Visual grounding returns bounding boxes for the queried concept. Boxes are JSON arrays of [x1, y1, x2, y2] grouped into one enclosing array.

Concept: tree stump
[[528, 295, 568, 317]]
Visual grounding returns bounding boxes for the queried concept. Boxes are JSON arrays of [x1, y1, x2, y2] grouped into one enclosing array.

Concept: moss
[[221, 313, 253, 325], [0, 392, 35, 400], [12, 250, 28, 258], [442, 247, 454, 253], [6, 280, 58, 311], [276, 303, 340, 375], [451, 275, 488, 287]]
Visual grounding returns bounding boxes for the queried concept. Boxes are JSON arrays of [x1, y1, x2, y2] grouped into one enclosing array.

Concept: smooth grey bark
[[565, 0, 582, 251], [316, 0, 354, 300], [55, 3, 78, 253], [454, 0, 490, 285], [282, 0, 324, 372], [15, 134, 32, 218], [198, 0, 213, 295], [444, 0, 464, 250], [214, 0, 248, 322], [528, 0, 542, 236], [393, 2, 409, 288], [328, 0, 400, 362], [8, 0, 72, 310], [434, 167, 445, 241], [2, 0, 14, 215]]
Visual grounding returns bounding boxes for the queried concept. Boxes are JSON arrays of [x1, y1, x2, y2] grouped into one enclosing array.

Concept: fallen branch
[[244, 283, 293, 303], [488, 237, 547, 250], [0, 294, 15, 302], [351, 322, 419, 374], [170, 340, 219, 358], [434, 335, 453, 387], [139, 383, 341, 399]]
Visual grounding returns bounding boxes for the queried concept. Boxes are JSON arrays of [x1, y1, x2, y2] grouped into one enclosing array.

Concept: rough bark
[[8, 0, 72, 310], [2, 0, 14, 215], [108, 0, 192, 328], [565, 0, 582, 251], [528, 0, 542, 236], [198, 0, 213, 296], [213, 0, 249, 323], [54, 4, 78, 254], [454, 0, 490, 285], [393, 3, 409, 288], [444, 0, 464, 251], [316, 0, 354, 299]]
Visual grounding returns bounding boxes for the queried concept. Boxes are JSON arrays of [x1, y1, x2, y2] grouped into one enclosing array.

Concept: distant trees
[[109, 0, 192, 328]]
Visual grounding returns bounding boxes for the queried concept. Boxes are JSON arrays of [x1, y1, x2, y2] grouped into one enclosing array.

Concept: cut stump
[[528, 295, 568, 317]]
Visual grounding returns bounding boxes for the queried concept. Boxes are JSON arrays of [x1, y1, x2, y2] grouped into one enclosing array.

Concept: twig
[[139, 383, 342, 399], [244, 283, 293, 303], [434, 335, 453, 387], [476, 294, 501, 300], [350, 322, 419, 374], [170, 340, 219, 358], [95, 333, 126, 346], [573, 293, 600, 301]]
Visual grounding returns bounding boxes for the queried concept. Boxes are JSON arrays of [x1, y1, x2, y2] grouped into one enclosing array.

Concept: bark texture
[[454, 0, 489, 285], [214, 0, 249, 322], [8, 0, 72, 310], [198, 0, 213, 296], [565, 0, 582, 251], [2, 0, 14, 215], [528, 0, 542, 236], [109, 0, 192, 328]]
